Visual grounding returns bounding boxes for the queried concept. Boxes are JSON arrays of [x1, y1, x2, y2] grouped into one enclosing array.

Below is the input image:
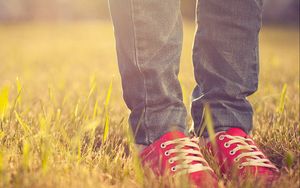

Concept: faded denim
[[109, 0, 263, 145]]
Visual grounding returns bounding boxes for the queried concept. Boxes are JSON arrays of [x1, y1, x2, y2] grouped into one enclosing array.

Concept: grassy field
[[0, 21, 299, 188]]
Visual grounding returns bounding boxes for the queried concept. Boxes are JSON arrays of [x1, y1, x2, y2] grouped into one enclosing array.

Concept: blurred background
[[0, 0, 299, 24]]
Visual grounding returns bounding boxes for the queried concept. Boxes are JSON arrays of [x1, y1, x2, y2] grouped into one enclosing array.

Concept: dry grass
[[0, 21, 299, 188]]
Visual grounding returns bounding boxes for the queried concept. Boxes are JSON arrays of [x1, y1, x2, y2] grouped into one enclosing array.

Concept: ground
[[0, 21, 299, 188]]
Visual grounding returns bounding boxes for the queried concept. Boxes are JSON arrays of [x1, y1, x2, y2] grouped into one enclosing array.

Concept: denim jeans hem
[[195, 109, 253, 138], [132, 107, 187, 145]]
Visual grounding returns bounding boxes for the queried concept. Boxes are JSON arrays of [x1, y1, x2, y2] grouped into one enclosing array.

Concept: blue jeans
[[109, 0, 263, 145]]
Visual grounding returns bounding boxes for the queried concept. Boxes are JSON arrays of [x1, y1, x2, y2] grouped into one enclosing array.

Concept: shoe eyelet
[[234, 158, 239, 162], [171, 167, 176, 171], [238, 165, 243, 169], [229, 150, 235, 155], [169, 159, 174, 164], [219, 135, 225, 140], [160, 143, 166, 148], [224, 142, 230, 148], [165, 151, 170, 156]]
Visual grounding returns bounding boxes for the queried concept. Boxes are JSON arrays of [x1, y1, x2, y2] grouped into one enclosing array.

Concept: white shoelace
[[161, 137, 213, 176], [217, 133, 278, 170]]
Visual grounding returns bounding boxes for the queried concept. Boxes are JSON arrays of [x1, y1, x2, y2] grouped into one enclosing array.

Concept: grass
[[0, 21, 299, 188]]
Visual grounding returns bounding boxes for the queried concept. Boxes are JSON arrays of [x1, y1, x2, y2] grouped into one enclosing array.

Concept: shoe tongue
[[161, 131, 186, 141], [226, 128, 247, 137]]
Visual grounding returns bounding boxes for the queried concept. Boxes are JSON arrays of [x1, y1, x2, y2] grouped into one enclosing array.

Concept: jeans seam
[[129, 0, 150, 144]]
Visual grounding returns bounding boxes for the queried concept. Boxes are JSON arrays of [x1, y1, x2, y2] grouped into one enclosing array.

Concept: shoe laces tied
[[219, 134, 278, 170], [162, 137, 213, 176]]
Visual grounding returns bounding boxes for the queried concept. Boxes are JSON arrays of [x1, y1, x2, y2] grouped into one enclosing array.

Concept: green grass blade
[[16, 77, 22, 106], [15, 111, 32, 135], [88, 81, 96, 99], [0, 131, 4, 140], [126, 126, 144, 185], [41, 141, 49, 173], [204, 104, 216, 147], [102, 114, 109, 143], [38, 116, 50, 173], [102, 80, 113, 143], [0, 86, 9, 120], [285, 150, 295, 168], [92, 97, 100, 120], [277, 83, 287, 114], [74, 100, 80, 118], [104, 80, 113, 108]]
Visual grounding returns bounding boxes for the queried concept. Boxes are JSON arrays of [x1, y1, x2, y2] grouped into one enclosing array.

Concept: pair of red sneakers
[[139, 128, 279, 187]]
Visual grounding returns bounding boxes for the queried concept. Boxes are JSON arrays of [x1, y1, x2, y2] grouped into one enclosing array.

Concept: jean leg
[[109, 0, 187, 145], [191, 0, 263, 136]]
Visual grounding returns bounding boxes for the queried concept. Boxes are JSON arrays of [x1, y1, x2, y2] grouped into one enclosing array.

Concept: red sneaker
[[208, 128, 279, 182], [140, 131, 218, 187]]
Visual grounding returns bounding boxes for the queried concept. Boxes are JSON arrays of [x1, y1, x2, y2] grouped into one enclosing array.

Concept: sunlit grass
[[0, 21, 299, 188]]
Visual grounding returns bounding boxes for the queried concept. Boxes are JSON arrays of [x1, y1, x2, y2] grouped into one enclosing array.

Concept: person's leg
[[191, 0, 263, 136], [109, 0, 187, 145], [192, 0, 279, 181]]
